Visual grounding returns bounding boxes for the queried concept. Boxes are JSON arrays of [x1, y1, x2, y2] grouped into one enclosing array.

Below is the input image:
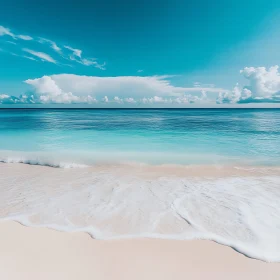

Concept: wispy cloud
[[23, 55, 37, 61], [5, 41, 17, 45], [64, 45, 82, 58], [64, 45, 106, 69], [38, 38, 62, 53], [23, 48, 56, 63], [17, 35, 33, 41], [0, 25, 105, 69], [0, 48, 37, 62], [79, 58, 106, 70], [0, 26, 15, 38], [0, 25, 33, 40]]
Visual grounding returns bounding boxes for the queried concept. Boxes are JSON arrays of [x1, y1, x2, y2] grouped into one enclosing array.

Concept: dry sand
[[0, 221, 279, 280]]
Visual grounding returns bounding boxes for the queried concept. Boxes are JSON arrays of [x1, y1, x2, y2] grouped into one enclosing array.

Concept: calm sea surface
[[0, 108, 279, 165]]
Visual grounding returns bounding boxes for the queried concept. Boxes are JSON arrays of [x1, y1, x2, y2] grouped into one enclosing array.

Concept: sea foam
[[0, 153, 88, 168], [0, 163, 280, 262]]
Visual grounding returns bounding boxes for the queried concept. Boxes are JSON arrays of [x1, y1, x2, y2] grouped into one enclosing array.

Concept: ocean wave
[[0, 157, 88, 168]]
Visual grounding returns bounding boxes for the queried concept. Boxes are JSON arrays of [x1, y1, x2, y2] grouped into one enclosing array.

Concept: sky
[[1, 0, 280, 107]]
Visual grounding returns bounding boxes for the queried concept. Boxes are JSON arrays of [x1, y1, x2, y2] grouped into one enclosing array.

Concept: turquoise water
[[1, 108, 280, 166]]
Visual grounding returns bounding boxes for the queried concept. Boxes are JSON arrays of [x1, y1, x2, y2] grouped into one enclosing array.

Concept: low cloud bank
[[2, 66, 280, 106], [1, 75, 214, 105]]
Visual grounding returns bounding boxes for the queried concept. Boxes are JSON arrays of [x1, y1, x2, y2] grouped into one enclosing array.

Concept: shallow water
[[1, 108, 280, 166]]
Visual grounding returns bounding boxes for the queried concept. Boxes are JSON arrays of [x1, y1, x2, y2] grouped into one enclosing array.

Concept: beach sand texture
[[0, 221, 280, 280]]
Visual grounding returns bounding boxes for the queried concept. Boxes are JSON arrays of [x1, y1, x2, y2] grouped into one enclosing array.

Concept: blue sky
[[1, 0, 280, 107]]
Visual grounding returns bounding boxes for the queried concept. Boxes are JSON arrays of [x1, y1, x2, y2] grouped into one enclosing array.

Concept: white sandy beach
[[1, 163, 280, 260], [0, 162, 280, 279], [0, 221, 279, 280]]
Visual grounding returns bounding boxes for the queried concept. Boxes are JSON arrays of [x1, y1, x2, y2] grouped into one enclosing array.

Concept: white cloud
[[201, 90, 207, 99], [39, 38, 62, 53], [170, 91, 208, 104], [87, 96, 98, 103], [40, 74, 223, 99], [102, 96, 109, 103], [37, 40, 105, 69], [23, 49, 56, 63], [3, 67, 280, 106], [148, 96, 169, 103], [23, 55, 37, 61], [17, 74, 217, 105], [241, 65, 280, 98], [24, 76, 94, 103], [17, 35, 33, 41], [113, 96, 136, 104], [0, 48, 38, 63], [124, 97, 136, 103], [0, 26, 15, 38], [6, 41, 17, 45], [0, 93, 22, 104], [0, 94, 10, 99], [64, 45, 105, 69], [1, 25, 104, 69], [79, 58, 106, 70], [217, 66, 280, 103], [64, 45, 82, 58], [114, 96, 123, 103], [216, 84, 247, 104], [0, 25, 33, 40]]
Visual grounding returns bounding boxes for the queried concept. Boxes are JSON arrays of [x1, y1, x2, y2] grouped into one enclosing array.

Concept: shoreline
[[0, 221, 280, 280], [1, 161, 280, 177], [1, 162, 280, 263]]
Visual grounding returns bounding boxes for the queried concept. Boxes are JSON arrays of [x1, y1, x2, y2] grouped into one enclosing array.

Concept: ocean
[[1, 108, 280, 166], [0, 108, 280, 262]]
